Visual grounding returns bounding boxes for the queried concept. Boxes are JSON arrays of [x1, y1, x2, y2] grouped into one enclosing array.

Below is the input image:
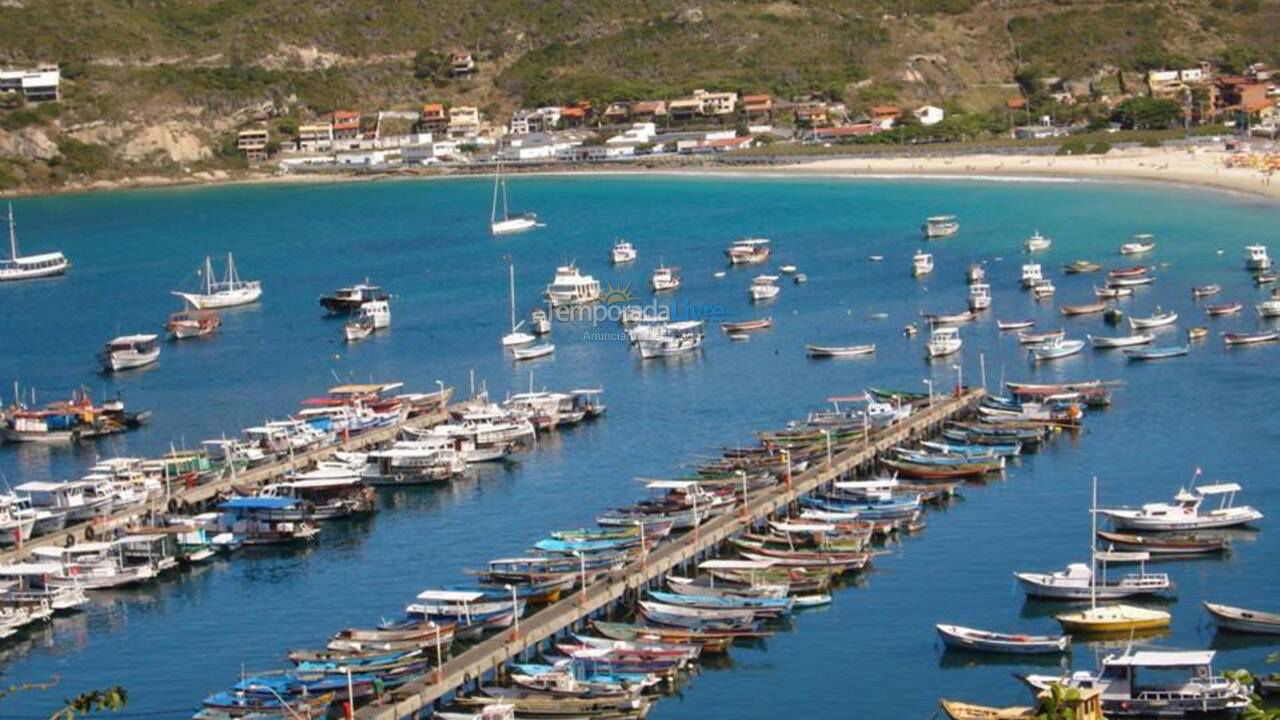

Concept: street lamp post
[[738, 470, 748, 521], [577, 551, 587, 606], [504, 584, 519, 641], [922, 378, 934, 406], [429, 621, 443, 684], [951, 363, 963, 397]]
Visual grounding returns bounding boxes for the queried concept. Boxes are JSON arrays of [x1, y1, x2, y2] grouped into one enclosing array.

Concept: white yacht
[[1016, 557, 1170, 600], [490, 155, 541, 235], [651, 264, 681, 292], [1025, 230, 1052, 252], [967, 283, 991, 312], [172, 253, 261, 309], [1245, 244, 1272, 270], [725, 238, 771, 265], [1021, 262, 1043, 288], [611, 239, 637, 264], [0, 203, 69, 282], [502, 262, 535, 347], [1097, 482, 1264, 531], [637, 321, 705, 359], [749, 275, 780, 302], [922, 215, 959, 238], [911, 251, 934, 277], [544, 264, 601, 306], [100, 334, 160, 372], [926, 326, 962, 358]]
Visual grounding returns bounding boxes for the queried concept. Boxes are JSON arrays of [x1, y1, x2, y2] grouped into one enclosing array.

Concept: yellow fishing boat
[[1055, 603, 1171, 633], [941, 687, 1104, 720]]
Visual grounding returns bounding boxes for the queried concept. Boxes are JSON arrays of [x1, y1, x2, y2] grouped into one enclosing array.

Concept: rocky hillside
[[1, 0, 1277, 191]]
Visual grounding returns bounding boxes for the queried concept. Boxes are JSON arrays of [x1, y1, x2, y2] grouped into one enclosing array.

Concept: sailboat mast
[[204, 256, 214, 294], [226, 252, 237, 286], [7, 203, 16, 261], [1090, 475, 1098, 609], [491, 154, 502, 225], [508, 261, 518, 332]]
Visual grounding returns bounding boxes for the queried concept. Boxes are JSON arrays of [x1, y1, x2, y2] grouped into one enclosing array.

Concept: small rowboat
[[512, 343, 555, 361], [1094, 286, 1132, 298], [1029, 337, 1084, 361], [1128, 309, 1177, 329], [720, 317, 772, 333], [1107, 275, 1155, 288], [1096, 530, 1228, 555], [1088, 333, 1152, 348], [997, 319, 1034, 331], [1203, 601, 1280, 634], [1124, 345, 1188, 361], [805, 344, 875, 358], [1017, 329, 1064, 345], [1060, 301, 1107, 316], [1224, 330, 1279, 346], [1256, 272, 1278, 285], [939, 700, 1036, 720], [935, 623, 1070, 654], [922, 311, 976, 325], [1205, 301, 1243, 317], [1063, 260, 1102, 274], [1119, 241, 1155, 255], [1187, 326, 1209, 341], [1108, 266, 1149, 278], [1193, 284, 1221, 298]]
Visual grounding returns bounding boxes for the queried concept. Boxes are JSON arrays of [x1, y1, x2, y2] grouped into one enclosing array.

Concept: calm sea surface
[[0, 173, 1276, 718]]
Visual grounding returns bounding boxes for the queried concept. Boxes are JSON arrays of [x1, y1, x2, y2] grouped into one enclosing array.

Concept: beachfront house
[[448, 106, 481, 138], [331, 111, 361, 141], [602, 102, 631, 124], [296, 123, 334, 152], [630, 101, 667, 121], [237, 127, 270, 162], [870, 106, 902, 130], [419, 104, 449, 134]]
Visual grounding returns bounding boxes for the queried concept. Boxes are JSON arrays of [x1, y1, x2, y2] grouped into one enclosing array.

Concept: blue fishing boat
[[920, 440, 1021, 457], [533, 536, 643, 554], [1124, 344, 1189, 361], [646, 589, 793, 613], [801, 494, 921, 519]]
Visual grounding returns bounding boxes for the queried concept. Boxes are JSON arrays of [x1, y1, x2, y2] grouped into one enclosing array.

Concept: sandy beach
[[776, 145, 1280, 201]]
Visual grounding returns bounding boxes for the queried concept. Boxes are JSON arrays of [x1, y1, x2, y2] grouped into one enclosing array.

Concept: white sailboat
[[172, 253, 261, 309], [0, 203, 69, 282], [490, 154, 542, 236], [502, 261, 535, 347]]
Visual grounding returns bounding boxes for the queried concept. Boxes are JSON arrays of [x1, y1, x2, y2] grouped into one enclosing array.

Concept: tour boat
[[1119, 234, 1156, 254], [922, 215, 959, 238], [1205, 301, 1243, 317], [544, 264, 601, 306], [1224, 330, 1279, 346], [1256, 299, 1280, 317], [651, 264, 681, 292], [512, 343, 555, 362], [725, 238, 771, 265], [490, 155, 541, 235], [501, 262, 535, 347], [637, 321, 704, 359], [997, 319, 1034, 331], [1245, 244, 1271, 270], [1021, 649, 1249, 717], [1031, 279, 1055, 299], [166, 308, 220, 339], [926, 327, 962, 358], [1087, 333, 1152, 349], [611, 239, 637, 264], [1096, 482, 1263, 531], [967, 283, 991, 312], [1192, 284, 1221, 298], [1203, 601, 1280, 634], [1128, 308, 1177, 329], [806, 344, 876, 358], [100, 334, 160, 372], [1124, 344, 1188, 360], [529, 307, 551, 335], [1063, 260, 1101, 274], [1020, 263, 1042, 288], [749, 275, 780, 302], [912, 251, 933, 277], [319, 283, 388, 315], [1024, 231, 1051, 252], [29, 543, 158, 589], [1060, 301, 1106, 316], [172, 253, 261, 309], [0, 203, 69, 282], [1094, 286, 1131, 298], [1028, 336, 1084, 362], [935, 624, 1070, 654]]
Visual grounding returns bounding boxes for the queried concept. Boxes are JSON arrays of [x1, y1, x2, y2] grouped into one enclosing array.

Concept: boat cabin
[[545, 264, 602, 306], [1021, 263, 1043, 286]]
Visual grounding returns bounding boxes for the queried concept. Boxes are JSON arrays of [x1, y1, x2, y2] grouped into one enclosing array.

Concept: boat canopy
[[770, 521, 837, 533], [1095, 550, 1150, 562], [826, 395, 869, 403], [699, 559, 775, 570], [0, 562, 65, 575], [1193, 483, 1242, 495], [13, 480, 72, 492], [278, 477, 362, 489], [33, 542, 114, 556], [219, 496, 299, 510], [416, 590, 486, 602], [645, 480, 698, 490], [108, 334, 159, 344], [328, 382, 404, 396], [836, 479, 899, 491], [1107, 650, 1215, 667]]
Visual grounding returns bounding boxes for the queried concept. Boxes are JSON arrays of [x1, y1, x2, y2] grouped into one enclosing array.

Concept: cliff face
[[1, 0, 1276, 191]]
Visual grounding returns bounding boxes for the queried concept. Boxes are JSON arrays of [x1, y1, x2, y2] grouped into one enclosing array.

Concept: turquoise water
[[0, 174, 1277, 718]]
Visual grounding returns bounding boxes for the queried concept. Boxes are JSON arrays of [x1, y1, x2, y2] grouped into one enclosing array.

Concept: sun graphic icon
[[602, 282, 635, 304]]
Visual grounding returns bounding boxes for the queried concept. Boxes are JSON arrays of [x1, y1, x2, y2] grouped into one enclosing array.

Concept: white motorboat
[[1245, 244, 1272, 271], [343, 300, 389, 342], [1256, 299, 1280, 317], [611, 239, 637, 264], [1015, 556, 1170, 600], [99, 334, 160, 372], [0, 501, 35, 547], [1029, 336, 1084, 361], [16, 481, 113, 523], [749, 275, 780, 302], [1088, 333, 1153, 348], [922, 215, 959, 238], [502, 262, 535, 347], [544, 264, 601, 306], [1024, 230, 1051, 252], [490, 154, 542, 235], [0, 564, 89, 611], [1020, 263, 1042, 288], [0, 203, 69, 282], [1022, 649, 1249, 717], [359, 445, 466, 485], [529, 307, 551, 335], [967, 283, 991, 312], [172, 253, 261, 309], [512, 343, 555, 361], [1128, 308, 1177, 329], [725, 238, 771, 265], [1032, 279, 1056, 299], [651, 264, 681, 292], [343, 317, 373, 342], [925, 326, 962, 358], [1119, 234, 1156, 255], [779, 264, 798, 274], [29, 543, 157, 590], [911, 250, 933, 277], [805, 344, 876, 358], [1, 493, 66, 536], [1097, 482, 1264, 531], [637, 321, 704, 359]]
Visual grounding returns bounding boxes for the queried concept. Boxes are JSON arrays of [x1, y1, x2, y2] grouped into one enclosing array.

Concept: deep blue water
[[0, 173, 1277, 718]]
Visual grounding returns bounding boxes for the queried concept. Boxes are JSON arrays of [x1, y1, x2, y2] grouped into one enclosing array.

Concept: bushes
[[0, 102, 61, 131], [1088, 141, 1111, 154], [1057, 139, 1088, 155], [52, 139, 111, 176], [1141, 138, 1162, 148]]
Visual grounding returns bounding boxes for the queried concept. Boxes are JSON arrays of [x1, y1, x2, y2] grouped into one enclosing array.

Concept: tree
[[412, 50, 451, 87], [1035, 683, 1083, 720], [1222, 670, 1280, 720], [1112, 97, 1181, 130], [0, 679, 128, 720]]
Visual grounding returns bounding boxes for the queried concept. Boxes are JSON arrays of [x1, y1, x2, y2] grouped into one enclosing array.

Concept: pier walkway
[[1, 395, 452, 564], [359, 388, 984, 720]]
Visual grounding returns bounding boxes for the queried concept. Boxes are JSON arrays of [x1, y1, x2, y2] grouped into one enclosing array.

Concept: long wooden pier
[[0, 394, 453, 564], [358, 388, 985, 720]]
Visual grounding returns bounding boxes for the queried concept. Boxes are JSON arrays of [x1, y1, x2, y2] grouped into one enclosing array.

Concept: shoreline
[[6, 145, 1278, 204]]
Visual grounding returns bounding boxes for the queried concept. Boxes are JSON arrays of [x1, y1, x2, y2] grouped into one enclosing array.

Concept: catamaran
[[172, 253, 261, 309], [0, 203, 69, 282], [490, 154, 542, 236]]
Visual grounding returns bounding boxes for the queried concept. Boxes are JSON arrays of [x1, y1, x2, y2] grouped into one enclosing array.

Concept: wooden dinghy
[[1094, 285, 1132, 298], [1203, 601, 1280, 634], [940, 700, 1036, 720], [1088, 333, 1152, 348], [805, 344, 875, 358], [720, 317, 772, 333], [1193, 284, 1222, 298], [941, 688, 1104, 720], [512, 343, 555, 361], [1224, 331, 1279, 346], [1016, 329, 1064, 345], [997, 319, 1035, 331], [1096, 530, 1228, 555], [1205, 301, 1243, 316], [935, 623, 1070, 654], [1060, 301, 1107, 316]]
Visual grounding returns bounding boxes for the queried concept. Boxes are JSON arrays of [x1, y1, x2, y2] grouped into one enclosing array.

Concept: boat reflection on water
[[937, 648, 1071, 671], [1208, 629, 1280, 652], [1018, 597, 1175, 622]]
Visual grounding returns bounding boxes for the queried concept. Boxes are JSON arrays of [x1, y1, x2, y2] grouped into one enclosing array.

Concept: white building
[[498, 132, 576, 161], [913, 105, 945, 126], [555, 145, 635, 162], [606, 123, 657, 145], [403, 141, 462, 165], [0, 65, 60, 102]]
